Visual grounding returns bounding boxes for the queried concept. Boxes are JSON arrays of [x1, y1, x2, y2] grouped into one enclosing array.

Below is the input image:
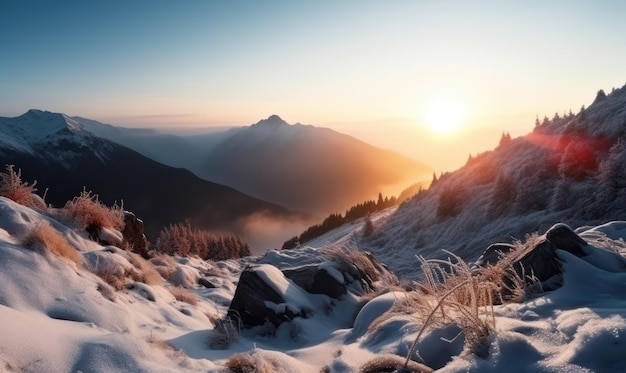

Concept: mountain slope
[[199, 115, 431, 215], [73, 115, 431, 216], [309, 84, 626, 280], [0, 110, 309, 250]]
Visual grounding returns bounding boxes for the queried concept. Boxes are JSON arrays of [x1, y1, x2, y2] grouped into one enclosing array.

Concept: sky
[[1, 0, 626, 172]]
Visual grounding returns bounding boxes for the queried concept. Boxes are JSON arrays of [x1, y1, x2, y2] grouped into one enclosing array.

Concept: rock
[[283, 264, 346, 299], [227, 265, 310, 328], [474, 243, 516, 267], [545, 223, 587, 256], [198, 277, 216, 288], [122, 211, 149, 258], [85, 224, 122, 247], [511, 239, 561, 286]]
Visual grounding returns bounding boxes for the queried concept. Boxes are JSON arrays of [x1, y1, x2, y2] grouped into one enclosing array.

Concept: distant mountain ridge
[[199, 115, 431, 215], [71, 114, 432, 215], [0, 110, 310, 251]]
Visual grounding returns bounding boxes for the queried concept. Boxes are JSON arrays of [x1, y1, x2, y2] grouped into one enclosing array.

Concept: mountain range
[[0, 109, 308, 251], [73, 114, 431, 215], [0, 110, 431, 252]]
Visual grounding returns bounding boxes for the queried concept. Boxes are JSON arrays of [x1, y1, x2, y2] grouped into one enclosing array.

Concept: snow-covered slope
[[4, 192, 626, 371], [0, 109, 106, 156], [309, 84, 626, 280]]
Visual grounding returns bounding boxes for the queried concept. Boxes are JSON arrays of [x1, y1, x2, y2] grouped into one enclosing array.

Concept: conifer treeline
[[155, 223, 250, 260], [283, 193, 397, 248]]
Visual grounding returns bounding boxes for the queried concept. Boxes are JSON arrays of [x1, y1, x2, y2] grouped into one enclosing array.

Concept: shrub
[[63, 189, 124, 230], [0, 165, 46, 210], [359, 354, 433, 373], [398, 250, 529, 368], [208, 317, 241, 349], [169, 286, 197, 305], [127, 252, 163, 286], [437, 184, 466, 219], [224, 351, 283, 373], [91, 263, 126, 291], [23, 221, 83, 265], [155, 223, 250, 261]]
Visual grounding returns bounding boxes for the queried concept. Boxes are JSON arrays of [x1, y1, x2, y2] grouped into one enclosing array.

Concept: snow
[[3, 195, 626, 372], [5, 90, 626, 373], [0, 110, 92, 154]]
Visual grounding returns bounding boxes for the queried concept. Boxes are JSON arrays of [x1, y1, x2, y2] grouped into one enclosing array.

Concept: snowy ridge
[[0, 109, 93, 154], [308, 83, 626, 280]]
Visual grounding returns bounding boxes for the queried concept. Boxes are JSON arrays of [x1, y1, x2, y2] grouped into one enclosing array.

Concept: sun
[[421, 95, 467, 135]]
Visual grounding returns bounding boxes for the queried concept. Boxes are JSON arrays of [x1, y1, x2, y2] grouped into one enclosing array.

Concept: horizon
[[2, 1, 626, 171]]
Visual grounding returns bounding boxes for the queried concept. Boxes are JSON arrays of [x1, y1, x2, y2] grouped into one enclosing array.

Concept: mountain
[[305, 84, 626, 280], [0, 110, 310, 251], [72, 115, 432, 216], [198, 115, 431, 215], [74, 116, 207, 172]]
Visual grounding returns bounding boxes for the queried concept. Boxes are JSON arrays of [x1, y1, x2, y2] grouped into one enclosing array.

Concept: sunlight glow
[[421, 95, 468, 135]]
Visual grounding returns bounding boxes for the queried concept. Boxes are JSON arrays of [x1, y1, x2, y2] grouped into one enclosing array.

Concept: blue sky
[[2, 1, 626, 170]]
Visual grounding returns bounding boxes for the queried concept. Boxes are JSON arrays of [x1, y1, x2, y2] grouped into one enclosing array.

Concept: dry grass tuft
[[91, 263, 126, 291], [150, 253, 178, 281], [208, 317, 241, 349], [169, 286, 197, 305], [224, 351, 283, 373], [398, 249, 531, 368], [127, 252, 163, 285], [23, 221, 83, 265], [323, 245, 399, 293], [63, 188, 124, 230], [359, 354, 433, 373], [0, 165, 46, 210]]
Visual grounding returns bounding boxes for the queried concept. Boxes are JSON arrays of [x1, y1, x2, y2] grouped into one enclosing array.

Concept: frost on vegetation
[[22, 221, 83, 265], [208, 317, 242, 349], [391, 247, 532, 369], [0, 164, 46, 210], [63, 188, 124, 231], [224, 349, 289, 373], [85, 248, 163, 292]]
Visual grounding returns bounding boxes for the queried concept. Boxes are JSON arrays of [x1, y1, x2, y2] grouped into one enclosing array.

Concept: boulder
[[227, 265, 310, 328], [545, 223, 587, 256], [511, 239, 561, 286], [476, 224, 590, 299], [122, 211, 149, 258], [474, 243, 516, 267], [283, 264, 346, 298]]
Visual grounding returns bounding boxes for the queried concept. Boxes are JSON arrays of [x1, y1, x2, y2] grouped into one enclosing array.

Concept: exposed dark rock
[[227, 265, 310, 328], [545, 223, 587, 256], [198, 277, 216, 289], [477, 224, 591, 300], [122, 211, 149, 258], [85, 224, 122, 247], [474, 243, 516, 267], [283, 265, 346, 298], [511, 239, 562, 286]]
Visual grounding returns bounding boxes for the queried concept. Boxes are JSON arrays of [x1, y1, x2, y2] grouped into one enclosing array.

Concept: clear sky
[[1, 1, 625, 172]]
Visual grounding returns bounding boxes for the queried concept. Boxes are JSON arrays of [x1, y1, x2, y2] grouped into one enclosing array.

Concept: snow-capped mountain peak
[[0, 109, 91, 153]]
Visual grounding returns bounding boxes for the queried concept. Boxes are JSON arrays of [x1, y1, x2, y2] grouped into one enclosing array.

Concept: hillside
[[199, 115, 431, 215], [3, 190, 626, 371], [73, 115, 431, 216], [307, 84, 626, 280], [0, 110, 310, 251]]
